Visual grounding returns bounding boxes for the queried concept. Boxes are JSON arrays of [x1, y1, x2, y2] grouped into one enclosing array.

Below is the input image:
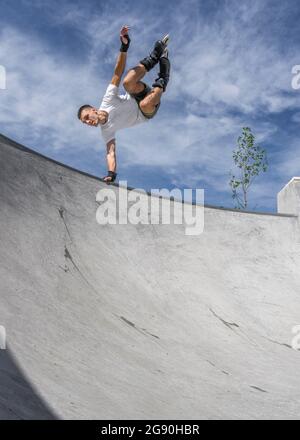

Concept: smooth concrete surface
[[1, 133, 300, 420], [278, 177, 300, 216]]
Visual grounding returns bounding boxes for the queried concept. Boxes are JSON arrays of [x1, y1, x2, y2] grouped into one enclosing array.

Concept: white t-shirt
[[99, 84, 148, 144]]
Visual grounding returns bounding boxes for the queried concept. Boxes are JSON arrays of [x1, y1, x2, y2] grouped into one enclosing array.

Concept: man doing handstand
[[77, 25, 170, 182]]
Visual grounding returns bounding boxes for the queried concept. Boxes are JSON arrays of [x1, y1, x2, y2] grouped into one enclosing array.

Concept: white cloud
[[0, 25, 107, 153]]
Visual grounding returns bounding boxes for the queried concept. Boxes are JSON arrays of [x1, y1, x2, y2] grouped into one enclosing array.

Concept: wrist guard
[[120, 34, 131, 52], [105, 171, 117, 182]]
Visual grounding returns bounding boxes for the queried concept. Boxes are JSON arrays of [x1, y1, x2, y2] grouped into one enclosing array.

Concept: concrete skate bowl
[[1, 133, 300, 420]]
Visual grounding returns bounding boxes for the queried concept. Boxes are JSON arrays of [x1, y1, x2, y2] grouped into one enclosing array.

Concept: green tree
[[229, 127, 268, 210]]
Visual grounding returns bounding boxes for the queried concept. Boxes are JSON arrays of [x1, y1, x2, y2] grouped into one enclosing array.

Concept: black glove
[[103, 171, 117, 183], [120, 34, 131, 52]]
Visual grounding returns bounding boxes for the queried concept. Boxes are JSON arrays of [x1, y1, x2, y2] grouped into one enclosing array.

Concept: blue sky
[[1, 0, 300, 211]]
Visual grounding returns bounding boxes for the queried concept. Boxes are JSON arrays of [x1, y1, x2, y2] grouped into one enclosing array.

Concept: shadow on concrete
[[0, 347, 56, 419]]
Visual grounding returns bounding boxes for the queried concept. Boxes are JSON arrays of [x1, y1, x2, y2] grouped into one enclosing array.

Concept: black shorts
[[130, 82, 161, 119]]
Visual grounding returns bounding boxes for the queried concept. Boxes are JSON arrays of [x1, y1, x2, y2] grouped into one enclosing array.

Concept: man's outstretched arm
[[106, 139, 116, 173], [102, 139, 117, 183], [111, 52, 127, 87], [111, 25, 130, 87]]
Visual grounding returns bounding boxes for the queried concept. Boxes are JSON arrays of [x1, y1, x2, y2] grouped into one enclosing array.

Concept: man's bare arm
[[106, 139, 117, 174], [111, 52, 127, 87]]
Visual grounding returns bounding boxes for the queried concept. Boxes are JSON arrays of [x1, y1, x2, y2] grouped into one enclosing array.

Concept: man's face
[[80, 108, 108, 127]]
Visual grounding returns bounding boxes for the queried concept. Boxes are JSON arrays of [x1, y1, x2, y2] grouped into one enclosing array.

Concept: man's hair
[[77, 104, 92, 120]]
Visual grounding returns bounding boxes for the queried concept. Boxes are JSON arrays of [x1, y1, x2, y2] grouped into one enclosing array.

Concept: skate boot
[[140, 34, 169, 72], [152, 48, 170, 92]]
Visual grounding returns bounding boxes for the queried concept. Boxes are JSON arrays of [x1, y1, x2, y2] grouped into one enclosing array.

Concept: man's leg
[[123, 37, 168, 94], [152, 51, 170, 92], [123, 64, 147, 95], [139, 87, 163, 114], [139, 52, 170, 115]]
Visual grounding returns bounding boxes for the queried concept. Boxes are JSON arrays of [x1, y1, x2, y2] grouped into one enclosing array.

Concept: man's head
[[77, 105, 108, 127]]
